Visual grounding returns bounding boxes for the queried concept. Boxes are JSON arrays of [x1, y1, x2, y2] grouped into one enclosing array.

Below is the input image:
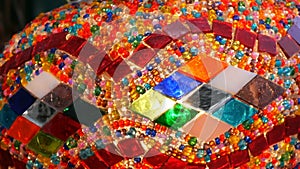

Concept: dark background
[[0, 0, 66, 52]]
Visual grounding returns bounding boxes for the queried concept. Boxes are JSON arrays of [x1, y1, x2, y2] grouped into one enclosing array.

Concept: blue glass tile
[[212, 99, 257, 127], [8, 88, 36, 115], [0, 104, 18, 129], [154, 72, 202, 100]]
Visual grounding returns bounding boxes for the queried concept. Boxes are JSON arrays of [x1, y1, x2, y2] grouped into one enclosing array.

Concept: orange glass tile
[[179, 55, 228, 83], [7, 116, 40, 144]]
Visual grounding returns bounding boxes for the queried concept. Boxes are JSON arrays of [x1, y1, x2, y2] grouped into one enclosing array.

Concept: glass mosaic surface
[[0, 0, 299, 169]]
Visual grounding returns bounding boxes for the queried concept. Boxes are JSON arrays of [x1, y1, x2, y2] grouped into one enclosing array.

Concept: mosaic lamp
[[0, 0, 300, 168]]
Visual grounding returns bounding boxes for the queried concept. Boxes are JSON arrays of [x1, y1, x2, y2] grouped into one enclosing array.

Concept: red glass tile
[[87, 51, 112, 74], [0, 149, 13, 168], [266, 124, 285, 145], [144, 33, 172, 49], [0, 59, 15, 75], [7, 116, 40, 144], [83, 155, 108, 169], [285, 115, 300, 136], [207, 156, 230, 169], [186, 163, 207, 169], [12, 158, 26, 169], [60, 36, 87, 57], [161, 156, 187, 169], [258, 34, 277, 56], [33, 37, 51, 55], [187, 17, 211, 33], [235, 28, 257, 48], [248, 135, 268, 157], [105, 57, 132, 82], [47, 32, 69, 49], [163, 21, 190, 39], [42, 113, 81, 141], [129, 45, 156, 68], [229, 149, 250, 168], [117, 138, 145, 158], [15, 47, 33, 68], [78, 42, 99, 63], [212, 20, 232, 39], [143, 148, 170, 168], [96, 143, 124, 166], [278, 35, 300, 58]]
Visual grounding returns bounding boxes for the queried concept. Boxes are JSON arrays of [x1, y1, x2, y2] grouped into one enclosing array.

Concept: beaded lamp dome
[[0, 0, 300, 168]]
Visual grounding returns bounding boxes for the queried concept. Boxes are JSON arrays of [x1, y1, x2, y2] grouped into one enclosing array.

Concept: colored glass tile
[[186, 17, 211, 33], [117, 138, 145, 158], [212, 20, 232, 39], [7, 116, 40, 144], [212, 99, 257, 127], [235, 28, 257, 48], [42, 83, 74, 111], [182, 113, 231, 141], [179, 55, 228, 83], [209, 66, 256, 94], [0, 104, 18, 129], [163, 20, 190, 39], [236, 75, 285, 109], [155, 103, 198, 129], [83, 155, 108, 168], [42, 113, 81, 141], [78, 42, 100, 63], [229, 149, 250, 168], [161, 156, 187, 169], [266, 124, 286, 146], [278, 35, 300, 58], [63, 98, 106, 126], [96, 143, 124, 167], [15, 47, 33, 68], [23, 100, 57, 127], [207, 155, 230, 169], [25, 71, 60, 99], [86, 51, 112, 75], [47, 32, 68, 49], [130, 89, 175, 120], [144, 33, 172, 49], [288, 24, 300, 44], [285, 115, 300, 136], [0, 149, 14, 168], [248, 135, 268, 157], [143, 148, 170, 168], [33, 37, 51, 56], [128, 45, 156, 68], [258, 34, 277, 56], [60, 36, 86, 57], [154, 72, 202, 100], [105, 57, 132, 82], [28, 131, 63, 157], [183, 84, 231, 112], [186, 163, 206, 169], [8, 88, 36, 115]]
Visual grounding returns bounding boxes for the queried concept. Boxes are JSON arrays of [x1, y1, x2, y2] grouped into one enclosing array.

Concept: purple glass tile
[[278, 35, 300, 58], [163, 21, 189, 39], [288, 25, 300, 44]]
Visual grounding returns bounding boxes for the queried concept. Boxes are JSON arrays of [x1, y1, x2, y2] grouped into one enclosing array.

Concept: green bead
[[91, 25, 99, 33], [102, 126, 111, 136], [14, 140, 21, 150], [132, 40, 139, 48], [48, 53, 55, 63], [265, 17, 271, 24], [242, 120, 251, 130], [188, 137, 197, 146], [34, 54, 41, 61], [136, 85, 146, 94], [65, 137, 77, 149], [94, 86, 102, 96], [71, 60, 78, 69]]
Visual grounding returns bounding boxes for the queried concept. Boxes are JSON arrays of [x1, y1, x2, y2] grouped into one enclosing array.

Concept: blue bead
[[298, 98, 300, 104], [67, 162, 75, 168], [59, 62, 65, 69], [251, 23, 258, 31], [145, 128, 151, 135], [0, 54, 3, 58], [134, 157, 141, 163], [175, 131, 182, 138], [122, 78, 129, 86], [265, 24, 271, 29], [144, 83, 151, 90], [275, 60, 282, 67], [168, 56, 176, 63], [95, 140, 105, 150], [89, 126, 97, 133], [154, 24, 162, 29], [235, 51, 244, 59], [295, 143, 300, 149], [206, 148, 212, 155], [50, 155, 60, 165], [136, 70, 143, 77], [154, 57, 161, 63], [204, 155, 211, 162], [175, 60, 182, 67], [233, 15, 240, 20], [62, 54, 69, 59], [215, 35, 222, 42], [179, 144, 185, 150], [147, 64, 154, 71], [225, 132, 230, 138], [116, 130, 122, 137], [238, 140, 247, 150], [215, 138, 220, 145], [179, 46, 185, 53], [216, 10, 223, 16], [150, 130, 156, 137], [245, 136, 252, 143], [83, 14, 89, 19]]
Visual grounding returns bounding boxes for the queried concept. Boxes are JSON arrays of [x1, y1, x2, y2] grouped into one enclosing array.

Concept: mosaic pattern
[[0, 0, 299, 169]]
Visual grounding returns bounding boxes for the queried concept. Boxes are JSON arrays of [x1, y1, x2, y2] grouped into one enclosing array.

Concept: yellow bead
[[205, 33, 215, 42], [232, 41, 240, 50], [253, 119, 263, 128], [212, 41, 220, 50], [182, 52, 192, 60], [228, 135, 240, 145]]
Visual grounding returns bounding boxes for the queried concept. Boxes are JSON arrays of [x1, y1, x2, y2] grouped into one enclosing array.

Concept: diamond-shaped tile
[[258, 34, 277, 56], [0, 104, 18, 129], [163, 21, 189, 39], [209, 66, 256, 94], [144, 33, 172, 49], [235, 28, 257, 48], [212, 20, 232, 39], [212, 99, 257, 127], [130, 90, 175, 120], [236, 75, 285, 109], [7, 116, 40, 144], [63, 98, 106, 126], [8, 88, 36, 115], [128, 44, 156, 68], [182, 113, 231, 141], [278, 35, 300, 58], [83, 155, 108, 168], [42, 83, 74, 111], [96, 143, 124, 167], [42, 113, 81, 141], [288, 24, 300, 44], [179, 56, 228, 83], [28, 131, 63, 157], [183, 84, 231, 112], [154, 72, 202, 100], [24, 71, 60, 99], [161, 156, 187, 169], [117, 138, 145, 158], [155, 103, 198, 129], [23, 100, 57, 127], [186, 17, 211, 33]]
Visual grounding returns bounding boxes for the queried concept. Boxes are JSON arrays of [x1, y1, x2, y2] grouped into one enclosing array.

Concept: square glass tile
[[130, 90, 175, 120], [155, 103, 198, 129], [8, 88, 36, 115], [183, 84, 231, 112], [23, 100, 57, 127], [209, 66, 256, 94], [153, 71, 202, 100], [212, 99, 258, 127], [0, 104, 18, 129]]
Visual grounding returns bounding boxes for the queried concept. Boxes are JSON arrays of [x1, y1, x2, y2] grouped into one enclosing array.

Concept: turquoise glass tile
[[212, 99, 257, 127], [0, 104, 18, 129]]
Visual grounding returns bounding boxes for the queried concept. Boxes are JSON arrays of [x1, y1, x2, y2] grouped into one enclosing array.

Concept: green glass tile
[[155, 103, 198, 129], [28, 131, 63, 157]]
